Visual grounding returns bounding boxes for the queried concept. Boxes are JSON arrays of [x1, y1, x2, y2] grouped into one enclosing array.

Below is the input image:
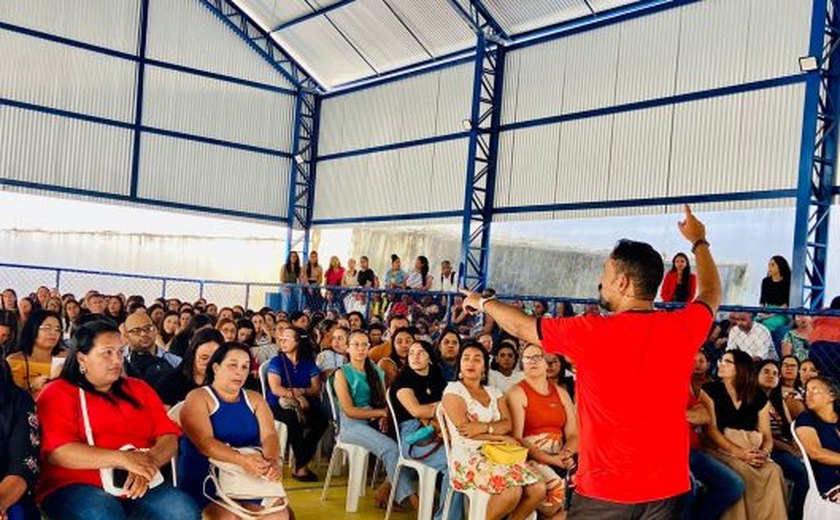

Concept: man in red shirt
[[462, 205, 721, 518]]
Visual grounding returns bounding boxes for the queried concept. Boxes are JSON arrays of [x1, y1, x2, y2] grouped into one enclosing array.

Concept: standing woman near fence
[[6, 310, 66, 399], [1, 289, 17, 313], [17, 298, 33, 330], [660, 252, 697, 303]]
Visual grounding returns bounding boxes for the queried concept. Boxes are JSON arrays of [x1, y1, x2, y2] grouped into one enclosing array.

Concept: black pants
[[569, 494, 684, 520], [271, 402, 328, 471]]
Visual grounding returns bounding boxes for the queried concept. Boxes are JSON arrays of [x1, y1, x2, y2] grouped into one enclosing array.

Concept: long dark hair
[[756, 359, 791, 440], [62, 320, 139, 407], [204, 342, 251, 386], [406, 339, 444, 381], [490, 340, 519, 371], [454, 340, 490, 385], [670, 252, 692, 302], [389, 327, 415, 368], [284, 251, 301, 279], [780, 355, 802, 389], [181, 328, 224, 380], [0, 310, 19, 354], [159, 310, 179, 345], [18, 309, 64, 357], [728, 349, 758, 404], [417, 256, 429, 284], [348, 330, 385, 408], [435, 327, 462, 358], [771, 255, 791, 281], [284, 326, 315, 362], [306, 251, 319, 280], [235, 318, 256, 347]]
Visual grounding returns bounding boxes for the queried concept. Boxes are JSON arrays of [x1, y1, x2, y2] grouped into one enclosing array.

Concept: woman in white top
[[405, 256, 433, 291], [342, 258, 360, 288], [487, 340, 524, 394], [441, 342, 543, 520]]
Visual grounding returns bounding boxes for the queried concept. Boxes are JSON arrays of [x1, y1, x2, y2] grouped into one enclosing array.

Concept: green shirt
[[341, 363, 385, 408]]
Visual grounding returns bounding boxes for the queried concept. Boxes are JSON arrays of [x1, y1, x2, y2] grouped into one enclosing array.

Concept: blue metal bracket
[[197, 0, 322, 92], [286, 91, 321, 259], [270, 0, 356, 33], [448, 0, 509, 41], [457, 2, 506, 290], [792, 0, 840, 308]]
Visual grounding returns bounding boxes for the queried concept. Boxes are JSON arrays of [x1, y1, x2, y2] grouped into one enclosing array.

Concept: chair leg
[[384, 462, 403, 520], [441, 488, 453, 520], [417, 470, 438, 520], [346, 449, 367, 513], [320, 448, 341, 501]]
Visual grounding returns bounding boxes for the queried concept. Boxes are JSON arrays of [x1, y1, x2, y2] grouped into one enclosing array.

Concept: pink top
[[325, 267, 345, 287]]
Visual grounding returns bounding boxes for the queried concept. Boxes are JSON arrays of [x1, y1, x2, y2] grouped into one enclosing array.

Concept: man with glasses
[[122, 312, 181, 388], [462, 206, 721, 519]]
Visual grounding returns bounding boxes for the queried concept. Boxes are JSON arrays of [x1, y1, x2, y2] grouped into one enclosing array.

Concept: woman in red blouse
[[36, 320, 199, 520], [660, 252, 697, 303]]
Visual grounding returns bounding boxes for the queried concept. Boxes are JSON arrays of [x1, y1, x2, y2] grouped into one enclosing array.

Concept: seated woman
[[800, 359, 820, 389], [378, 327, 413, 388], [266, 327, 328, 482], [699, 350, 787, 519], [6, 310, 66, 398], [487, 340, 523, 393], [780, 355, 806, 418], [315, 325, 348, 381], [441, 341, 544, 520], [795, 376, 840, 502], [507, 344, 577, 519], [544, 352, 575, 401], [782, 315, 812, 362], [756, 360, 808, 520], [390, 340, 462, 520], [0, 360, 40, 520], [156, 328, 224, 407], [180, 342, 288, 519], [333, 330, 417, 509], [36, 320, 199, 520]]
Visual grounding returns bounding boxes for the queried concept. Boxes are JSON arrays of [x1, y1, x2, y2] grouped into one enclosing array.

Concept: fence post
[[244, 284, 251, 310], [445, 293, 453, 326], [161, 279, 167, 299], [199, 281, 205, 299], [55, 269, 61, 292]]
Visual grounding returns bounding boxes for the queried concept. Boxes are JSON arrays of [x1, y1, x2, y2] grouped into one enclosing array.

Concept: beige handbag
[[205, 447, 288, 519]]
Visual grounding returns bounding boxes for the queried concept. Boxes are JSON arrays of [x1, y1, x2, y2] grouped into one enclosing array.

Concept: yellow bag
[[481, 443, 528, 465]]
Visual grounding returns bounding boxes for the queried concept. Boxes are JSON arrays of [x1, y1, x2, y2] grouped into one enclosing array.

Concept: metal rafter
[[286, 91, 321, 258], [457, 2, 506, 291], [270, 0, 356, 33], [792, 0, 840, 308], [448, 0, 509, 41], [198, 0, 322, 92]]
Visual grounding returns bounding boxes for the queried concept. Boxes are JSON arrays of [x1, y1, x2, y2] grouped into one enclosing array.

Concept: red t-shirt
[[539, 302, 712, 503], [35, 378, 181, 503], [325, 267, 345, 287]]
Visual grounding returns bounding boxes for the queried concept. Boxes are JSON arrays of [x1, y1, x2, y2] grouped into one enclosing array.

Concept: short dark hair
[[610, 239, 665, 301], [454, 340, 490, 385], [204, 342, 252, 386], [18, 309, 63, 357], [181, 328, 225, 379]]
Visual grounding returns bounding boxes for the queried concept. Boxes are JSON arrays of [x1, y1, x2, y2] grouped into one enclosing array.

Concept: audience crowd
[[1, 250, 840, 520]]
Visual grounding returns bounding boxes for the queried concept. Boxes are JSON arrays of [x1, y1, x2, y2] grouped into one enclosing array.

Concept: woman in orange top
[[508, 344, 578, 519]]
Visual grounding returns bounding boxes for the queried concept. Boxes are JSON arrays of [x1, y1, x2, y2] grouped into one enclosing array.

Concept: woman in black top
[[156, 328, 223, 406], [389, 340, 460, 520], [0, 359, 40, 520], [759, 256, 791, 307], [699, 350, 787, 518]]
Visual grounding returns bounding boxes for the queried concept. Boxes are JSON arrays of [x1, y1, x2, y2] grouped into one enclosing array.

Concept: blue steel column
[[792, 0, 840, 308], [129, 0, 150, 198], [456, 3, 507, 291], [286, 91, 321, 258]]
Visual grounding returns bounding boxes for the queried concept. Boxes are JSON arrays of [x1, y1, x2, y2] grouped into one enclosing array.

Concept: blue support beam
[[792, 0, 840, 308], [286, 91, 321, 259], [458, 12, 506, 290], [197, 0, 322, 92], [270, 0, 355, 33], [448, 0, 509, 40], [129, 0, 150, 199]]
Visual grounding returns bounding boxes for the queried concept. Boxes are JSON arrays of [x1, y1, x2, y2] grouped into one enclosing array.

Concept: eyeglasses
[[127, 325, 156, 336], [38, 325, 62, 333], [522, 354, 545, 364], [805, 388, 830, 396]]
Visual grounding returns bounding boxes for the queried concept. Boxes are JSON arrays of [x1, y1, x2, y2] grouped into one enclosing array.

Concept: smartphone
[[112, 468, 129, 488]]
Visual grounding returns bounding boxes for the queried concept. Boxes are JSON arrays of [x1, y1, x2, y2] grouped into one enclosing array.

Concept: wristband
[[691, 239, 710, 254]]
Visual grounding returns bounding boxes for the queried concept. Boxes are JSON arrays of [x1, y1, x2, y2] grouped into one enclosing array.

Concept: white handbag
[[205, 447, 288, 519], [78, 388, 164, 497]]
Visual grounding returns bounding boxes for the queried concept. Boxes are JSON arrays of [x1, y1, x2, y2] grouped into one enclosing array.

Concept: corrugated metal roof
[[232, 0, 659, 90]]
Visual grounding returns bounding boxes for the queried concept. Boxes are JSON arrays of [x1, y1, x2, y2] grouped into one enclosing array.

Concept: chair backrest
[[168, 400, 185, 426], [326, 374, 343, 438], [258, 360, 272, 399], [435, 404, 454, 474], [385, 391, 404, 455], [790, 420, 822, 492]]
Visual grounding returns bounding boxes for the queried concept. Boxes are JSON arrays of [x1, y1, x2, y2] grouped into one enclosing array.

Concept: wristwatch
[[487, 423, 494, 435]]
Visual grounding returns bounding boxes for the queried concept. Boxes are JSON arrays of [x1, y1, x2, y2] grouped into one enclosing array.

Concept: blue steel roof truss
[[793, 0, 840, 308], [286, 91, 320, 258]]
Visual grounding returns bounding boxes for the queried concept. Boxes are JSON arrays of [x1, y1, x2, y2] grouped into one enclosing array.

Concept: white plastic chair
[[791, 421, 840, 519], [321, 382, 375, 512], [384, 392, 440, 520], [437, 405, 536, 520], [258, 360, 290, 467], [166, 401, 185, 486]]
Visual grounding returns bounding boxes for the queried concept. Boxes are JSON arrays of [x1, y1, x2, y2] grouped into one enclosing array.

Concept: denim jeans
[[685, 450, 745, 520], [41, 483, 200, 520], [399, 419, 463, 520], [772, 450, 808, 520], [339, 413, 415, 503]]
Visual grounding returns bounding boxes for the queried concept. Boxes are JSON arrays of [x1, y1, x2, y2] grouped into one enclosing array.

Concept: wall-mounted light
[[799, 55, 819, 73], [294, 154, 306, 165], [461, 118, 473, 131]]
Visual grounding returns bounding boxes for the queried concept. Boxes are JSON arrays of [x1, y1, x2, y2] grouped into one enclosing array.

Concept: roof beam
[[270, 0, 355, 33], [448, 0, 509, 40]]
